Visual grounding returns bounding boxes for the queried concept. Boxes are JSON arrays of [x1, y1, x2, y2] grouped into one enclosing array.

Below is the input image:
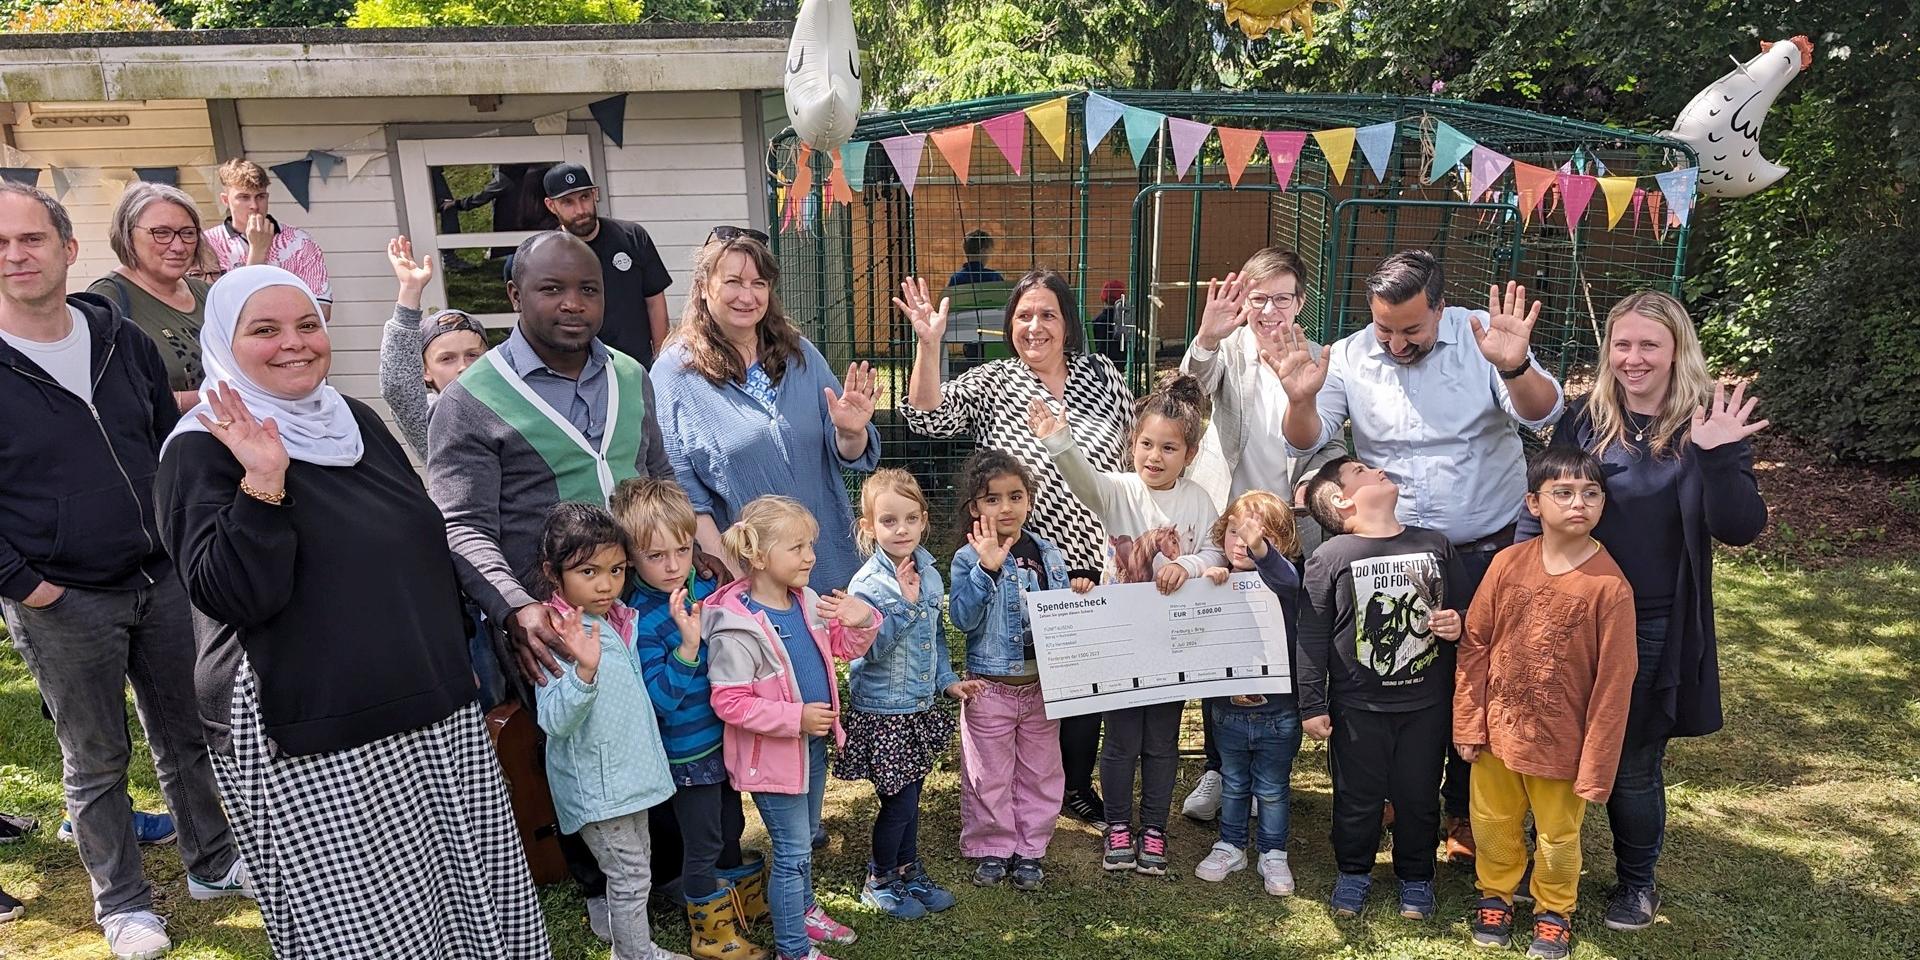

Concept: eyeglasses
[[143, 226, 199, 245], [706, 225, 770, 246], [1537, 487, 1607, 507], [1246, 292, 1299, 311]]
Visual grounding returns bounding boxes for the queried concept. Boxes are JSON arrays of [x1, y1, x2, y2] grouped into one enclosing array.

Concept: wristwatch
[[1499, 352, 1534, 380]]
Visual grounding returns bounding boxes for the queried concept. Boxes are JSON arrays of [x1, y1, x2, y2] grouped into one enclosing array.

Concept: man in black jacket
[[0, 182, 247, 959]]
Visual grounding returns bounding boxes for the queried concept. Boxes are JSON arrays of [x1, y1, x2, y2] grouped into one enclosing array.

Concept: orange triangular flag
[[784, 145, 814, 230], [930, 124, 975, 184], [1217, 127, 1262, 188], [1511, 161, 1555, 227]]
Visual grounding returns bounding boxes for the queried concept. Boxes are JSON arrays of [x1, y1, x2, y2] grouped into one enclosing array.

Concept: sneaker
[[1257, 850, 1295, 897], [1603, 885, 1659, 932], [1181, 770, 1224, 822], [1526, 912, 1573, 959], [59, 811, 176, 846], [1470, 896, 1514, 948], [1193, 841, 1246, 882], [899, 860, 956, 912], [187, 858, 253, 901], [1330, 872, 1371, 916], [1444, 815, 1476, 864], [1101, 823, 1136, 871], [804, 904, 856, 945], [102, 911, 170, 960], [1398, 878, 1437, 920], [971, 856, 1009, 886], [0, 886, 22, 923], [644, 945, 695, 960], [0, 813, 37, 844], [1135, 826, 1168, 876], [586, 895, 611, 942], [1062, 787, 1104, 825], [1009, 857, 1045, 892], [860, 869, 927, 920]]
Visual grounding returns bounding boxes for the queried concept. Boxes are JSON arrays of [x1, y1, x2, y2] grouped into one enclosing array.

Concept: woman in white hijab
[[155, 266, 550, 959]]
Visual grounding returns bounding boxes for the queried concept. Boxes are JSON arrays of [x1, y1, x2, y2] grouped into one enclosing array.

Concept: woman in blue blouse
[[652, 232, 880, 591]]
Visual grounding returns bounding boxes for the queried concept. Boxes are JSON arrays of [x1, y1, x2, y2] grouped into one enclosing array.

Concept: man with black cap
[[542, 162, 673, 367]]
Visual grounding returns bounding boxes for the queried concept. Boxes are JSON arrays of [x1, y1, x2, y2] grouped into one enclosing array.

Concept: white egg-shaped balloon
[[785, 0, 863, 153], [1667, 36, 1812, 199]]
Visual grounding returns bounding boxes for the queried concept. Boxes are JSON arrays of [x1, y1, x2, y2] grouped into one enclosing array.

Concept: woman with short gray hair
[[90, 182, 211, 412]]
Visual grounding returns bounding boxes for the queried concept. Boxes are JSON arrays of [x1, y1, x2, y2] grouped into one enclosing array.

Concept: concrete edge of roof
[[0, 20, 794, 51]]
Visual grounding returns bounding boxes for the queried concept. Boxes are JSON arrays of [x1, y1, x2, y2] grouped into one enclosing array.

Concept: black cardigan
[[1519, 397, 1768, 743], [157, 398, 475, 756]]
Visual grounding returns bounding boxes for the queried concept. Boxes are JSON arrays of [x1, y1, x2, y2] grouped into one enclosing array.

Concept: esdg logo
[[1231, 580, 1261, 592]]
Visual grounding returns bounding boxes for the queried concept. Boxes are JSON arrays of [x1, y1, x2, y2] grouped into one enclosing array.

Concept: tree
[[347, 0, 641, 27], [4, 0, 174, 30], [179, 0, 355, 28]]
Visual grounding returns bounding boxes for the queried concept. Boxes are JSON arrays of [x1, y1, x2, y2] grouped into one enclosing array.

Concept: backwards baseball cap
[[543, 162, 596, 199], [420, 309, 489, 354]]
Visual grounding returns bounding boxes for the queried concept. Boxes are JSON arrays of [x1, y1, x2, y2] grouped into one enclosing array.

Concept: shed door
[[396, 134, 592, 327]]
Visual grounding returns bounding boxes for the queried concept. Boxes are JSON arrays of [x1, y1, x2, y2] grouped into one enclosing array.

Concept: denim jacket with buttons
[[949, 529, 1070, 676], [847, 546, 961, 714]]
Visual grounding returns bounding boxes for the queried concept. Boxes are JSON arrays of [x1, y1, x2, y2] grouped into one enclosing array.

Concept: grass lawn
[[2, 557, 1914, 960]]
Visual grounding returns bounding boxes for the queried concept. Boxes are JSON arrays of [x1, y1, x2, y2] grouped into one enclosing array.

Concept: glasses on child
[[706, 225, 770, 246], [1539, 487, 1606, 507], [1246, 292, 1298, 311], [144, 226, 199, 245]]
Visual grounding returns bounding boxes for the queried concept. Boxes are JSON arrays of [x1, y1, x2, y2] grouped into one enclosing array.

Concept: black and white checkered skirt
[[213, 660, 551, 959]]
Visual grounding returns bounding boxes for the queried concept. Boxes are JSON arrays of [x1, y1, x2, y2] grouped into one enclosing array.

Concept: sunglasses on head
[[706, 225, 770, 246]]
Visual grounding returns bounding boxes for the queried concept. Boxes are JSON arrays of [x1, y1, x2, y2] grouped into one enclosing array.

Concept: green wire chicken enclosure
[[768, 90, 1696, 516]]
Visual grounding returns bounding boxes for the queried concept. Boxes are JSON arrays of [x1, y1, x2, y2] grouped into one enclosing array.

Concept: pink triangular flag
[[1468, 146, 1512, 203], [1630, 187, 1646, 228], [1263, 131, 1307, 190], [880, 134, 926, 196], [930, 124, 975, 184], [1557, 172, 1597, 229], [1216, 127, 1261, 188], [1168, 117, 1213, 180], [979, 111, 1026, 175]]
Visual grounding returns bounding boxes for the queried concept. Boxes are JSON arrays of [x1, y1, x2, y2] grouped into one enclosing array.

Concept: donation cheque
[[1023, 572, 1292, 719]]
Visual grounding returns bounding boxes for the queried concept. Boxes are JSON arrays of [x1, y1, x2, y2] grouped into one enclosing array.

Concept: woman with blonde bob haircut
[[1517, 289, 1768, 934], [652, 233, 881, 592]]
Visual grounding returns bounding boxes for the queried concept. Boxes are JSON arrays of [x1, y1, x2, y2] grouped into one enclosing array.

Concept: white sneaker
[[187, 857, 254, 901], [586, 895, 611, 942], [102, 911, 170, 960], [1181, 770, 1225, 821], [1193, 841, 1247, 882], [645, 944, 695, 960], [1258, 850, 1295, 896]]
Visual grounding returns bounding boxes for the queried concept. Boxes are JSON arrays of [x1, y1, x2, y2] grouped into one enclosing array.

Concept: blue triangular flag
[[308, 150, 344, 179], [134, 166, 178, 186], [589, 94, 628, 148], [1085, 92, 1124, 154], [269, 157, 314, 211], [1427, 120, 1474, 183], [1355, 121, 1396, 182], [1655, 167, 1699, 227], [842, 141, 870, 192], [1121, 105, 1163, 165], [0, 167, 38, 186]]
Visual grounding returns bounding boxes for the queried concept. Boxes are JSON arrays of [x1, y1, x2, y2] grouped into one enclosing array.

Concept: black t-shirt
[[1296, 525, 1468, 718], [1007, 532, 1053, 660], [585, 217, 672, 367]]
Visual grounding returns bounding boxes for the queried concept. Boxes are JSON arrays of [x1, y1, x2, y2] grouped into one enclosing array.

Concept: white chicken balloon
[[1667, 35, 1812, 199], [785, 0, 863, 153]]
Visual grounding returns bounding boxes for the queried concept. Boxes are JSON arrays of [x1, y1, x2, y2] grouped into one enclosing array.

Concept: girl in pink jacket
[[706, 496, 880, 960]]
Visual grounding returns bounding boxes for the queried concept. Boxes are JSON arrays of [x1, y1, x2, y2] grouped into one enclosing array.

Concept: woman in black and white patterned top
[[900, 267, 1134, 822]]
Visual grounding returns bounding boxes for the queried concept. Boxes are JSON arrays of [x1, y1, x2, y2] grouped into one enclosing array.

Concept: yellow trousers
[[1470, 751, 1588, 915]]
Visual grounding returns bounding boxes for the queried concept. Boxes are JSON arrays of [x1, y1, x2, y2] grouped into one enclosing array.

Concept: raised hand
[[1471, 281, 1543, 371], [968, 517, 1011, 573], [197, 381, 289, 485], [388, 235, 434, 307], [668, 586, 703, 654], [825, 361, 877, 434], [945, 679, 988, 701], [893, 276, 950, 345], [1026, 396, 1070, 439], [815, 589, 874, 628], [555, 606, 604, 681], [897, 554, 921, 604], [1195, 272, 1250, 350], [1259, 322, 1329, 404], [1690, 380, 1770, 450], [1231, 511, 1270, 561], [243, 213, 274, 261]]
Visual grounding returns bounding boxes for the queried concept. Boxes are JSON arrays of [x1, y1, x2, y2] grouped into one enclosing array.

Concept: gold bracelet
[[240, 479, 286, 505]]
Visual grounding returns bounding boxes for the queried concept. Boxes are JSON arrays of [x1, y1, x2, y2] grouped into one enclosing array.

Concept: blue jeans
[[1608, 615, 1673, 890], [751, 737, 828, 959], [1211, 704, 1302, 853]]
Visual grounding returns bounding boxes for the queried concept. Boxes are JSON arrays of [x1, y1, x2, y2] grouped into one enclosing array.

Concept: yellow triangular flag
[[1314, 127, 1357, 185], [1025, 97, 1070, 163], [1599, 176, 1638, 230]]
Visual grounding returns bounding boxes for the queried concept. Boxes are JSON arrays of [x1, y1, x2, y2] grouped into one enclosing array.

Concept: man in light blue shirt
[[1266, 248, 1564, 859]]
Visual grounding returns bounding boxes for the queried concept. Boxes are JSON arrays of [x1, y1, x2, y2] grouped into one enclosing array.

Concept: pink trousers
[[958, 679, 1064, 859]]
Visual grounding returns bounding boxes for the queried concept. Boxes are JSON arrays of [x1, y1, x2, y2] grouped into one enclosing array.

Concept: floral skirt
[[832, 708, 957, 796]]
